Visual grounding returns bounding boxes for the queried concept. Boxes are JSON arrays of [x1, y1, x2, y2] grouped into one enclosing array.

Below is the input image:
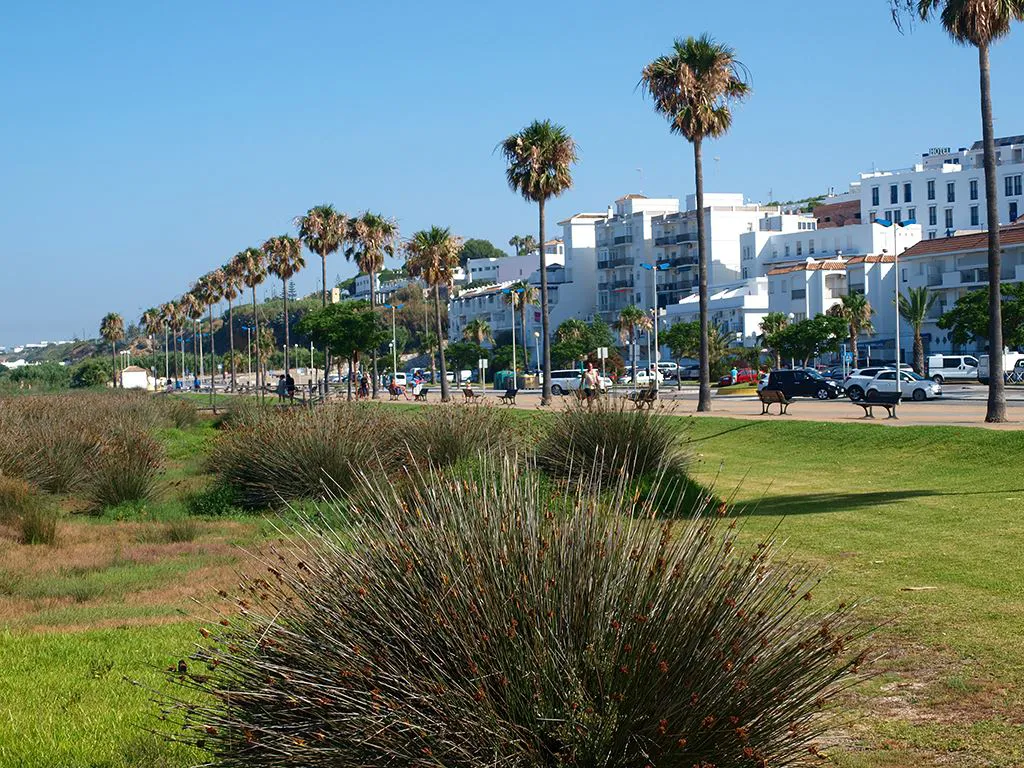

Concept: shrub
[[161, 516, 201, 543], [84, 424, 163, 513], [397, 403, 518, 470], [184, 484, 241, 517], [0, 475, 34, 524], [163, 459, 866, 767], [209, 402, 400, 510], [161, 397, 200, 429], [536, 397, 690, 487], [20, 499, 59, 545]]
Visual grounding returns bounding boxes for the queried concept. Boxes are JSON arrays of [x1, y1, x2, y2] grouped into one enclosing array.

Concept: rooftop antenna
[[636, 167, 643, 194]]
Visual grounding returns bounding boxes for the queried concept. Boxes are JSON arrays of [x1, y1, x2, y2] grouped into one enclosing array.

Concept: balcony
[[654, 235, 676, 246], [610, 279, 634, 290], [959, 268, 989, 285], [614, 234, 633, 245], [926, 272, 943, 287], [669, 254, 698, 268], [597, 254, 633, 269]]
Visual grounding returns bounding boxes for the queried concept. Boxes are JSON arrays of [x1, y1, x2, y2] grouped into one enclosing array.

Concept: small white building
[[663, 277, 770, 348], [120, 365, 155, 391]]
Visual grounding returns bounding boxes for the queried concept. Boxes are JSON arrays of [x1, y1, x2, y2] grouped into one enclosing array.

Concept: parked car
[[926, 354, 978, 383], [618, 368, 664, 386], [717, 368, 759, 386], [678, 365, 700, 381], [978, 352, 1024, 385], [547, 368, 613, 395], [656, 361, 679, 380], [843, 367, 889, 401], [763, 369, 841, 400], [866, 369, 942, 401]]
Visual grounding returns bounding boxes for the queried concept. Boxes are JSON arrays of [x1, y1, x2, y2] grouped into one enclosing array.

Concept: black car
[[764, 369, 841, 400]]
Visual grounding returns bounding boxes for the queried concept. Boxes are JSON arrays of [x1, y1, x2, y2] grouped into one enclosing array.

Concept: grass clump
[[159, 396, 200, 429], [0, 475, 35, 524], [210, 402, 399, 510], [20, 498, 59, 545], [536, 397, 690, 487], [398, 403, 519, 469], [161, 516, 202, 543], [84, 424, 163, 513], [163, 458, 866, 767]]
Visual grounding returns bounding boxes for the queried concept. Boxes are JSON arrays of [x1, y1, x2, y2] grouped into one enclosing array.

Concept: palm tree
[[508, 234, 538, 257], [899, 287, 938, 375], [235, 247, 267, 396], [405, 226, 462, 402], [890, 2, 1024, 422], [222, 260, 244, 390], [346, 213, 398, 398], [463, 317, 493, 346], [641, 35, 750, 412], [500, 120, 578, 406], [139, 307, 163, 382], [195, 270, 224, 384], [758, 312, 789, 370], [160, 301, 178, 381], [505, 280, 539, 365], [99, 313, 125, 387], [180, 292, 203, 377], [296, 205, 348, 378], [263, 235, 304, 383], [615, 305, 650, 383], [827, 293, 874, 368]]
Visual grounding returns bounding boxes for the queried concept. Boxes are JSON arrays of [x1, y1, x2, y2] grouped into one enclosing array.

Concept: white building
[[352, 273, 420, 303], [663, 277, 770, 347], [462, 247, 566, 286]]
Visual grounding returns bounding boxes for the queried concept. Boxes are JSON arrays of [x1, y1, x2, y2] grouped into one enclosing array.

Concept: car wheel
[[828, 389, 840, 399], [932, 374, 943, 384], [847, 386, 863, 401], [816, 387, 830, 400], [551, 384, 563, 396], [912, 388, 927, 401]]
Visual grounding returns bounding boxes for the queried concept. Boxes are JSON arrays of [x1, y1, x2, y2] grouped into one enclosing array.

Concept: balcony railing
[[614, 234, 633, 245], [597, 255, 633, 269], [669, 255, 698, 268], [610, 279, 634, 290]]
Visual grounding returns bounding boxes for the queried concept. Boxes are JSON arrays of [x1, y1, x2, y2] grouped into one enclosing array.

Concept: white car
[[548, 368, 612, 395], [618, 369, 664, 386], [866, 369, 942, 401]]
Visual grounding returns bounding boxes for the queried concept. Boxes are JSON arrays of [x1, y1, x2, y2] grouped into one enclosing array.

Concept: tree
[[642, 35, 750, 412], [615, 305, 651, 382], [458, 238, 506, 268], [758, 312, 789, 370], [897, 287, 939, 374], [446, 341, 487, 377], [505, 280, 538, 360], [827, 293, 874, 367], [500, 120, 578, 406], [938, 283, 1024, 350], [775, 315, 847, 367], [346, 213, 398, 398], [263, 235, 305, 383], [196, 269, 225, 384], [222, 259, 244, 390], [405, 226, 462, 402], [463, 317, 493, 346], [662, 320, 700, 390], [160, 301, 180, 380], [508, 234, 538, 257], [892, 0, 1024, 421], [139, 307, 163, 380], [296, 302, 388, 401], [235, 247, 267, 397], [296, 204, 348, 380], [71, 358, 110, 388], [99, 312, 125, 387], [180, 292, 203, 376]]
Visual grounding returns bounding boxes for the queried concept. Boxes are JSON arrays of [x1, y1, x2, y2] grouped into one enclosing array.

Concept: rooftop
[[901, 221, 1024, 258]]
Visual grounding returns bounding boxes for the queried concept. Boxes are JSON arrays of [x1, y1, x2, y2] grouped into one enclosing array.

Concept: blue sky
[[2, 0, 1023, 346]]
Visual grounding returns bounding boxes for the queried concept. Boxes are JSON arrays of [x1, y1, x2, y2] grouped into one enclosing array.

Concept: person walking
[[582, 361, 600, 406], [275, 375, 287, 402], [730, 365, 739, 385]]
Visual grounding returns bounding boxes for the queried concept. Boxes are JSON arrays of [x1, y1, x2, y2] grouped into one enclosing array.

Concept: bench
[[413, 387, 429, 402], [627, 387, 658, 410], [759, 388, 793, 415], [462, 387, 479, 403], [388, 387, 403, 401], [853, 391, 901, 419], [499, 388, 518, 405]]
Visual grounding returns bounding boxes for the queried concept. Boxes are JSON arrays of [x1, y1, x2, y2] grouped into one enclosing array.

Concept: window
[[970, 179, 979, 200], [945, 208, 954, 229], [927, 180, 936, 200], [908, 207, 916, 221], [785, 245, 790, 257], [796, 241, 803, 256], [928, 231, 936, 240], [1012, 202, 1019, 221], [947, 181, 956, 202], [869, 210, 877, 224], [809, 239, 815, 254], [871, 186, 880, 206], [890, 185, 899, 204], [928, 206, 937, 226], [742, 267, 748, 279], [970, 206, 979, 226], [904, 182, 912, 202], [893, 209, 901, 223], [1005, 174, 1023, 196]]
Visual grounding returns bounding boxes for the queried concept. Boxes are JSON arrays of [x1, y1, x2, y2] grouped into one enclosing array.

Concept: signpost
[[478, 357, 489, 388], [597, 346, 609, 379]]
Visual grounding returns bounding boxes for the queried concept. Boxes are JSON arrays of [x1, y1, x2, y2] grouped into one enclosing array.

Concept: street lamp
[[241, 325, 255, 377], [533, 331, 540, 374], [639, 262, 670, 393], [501, 287, 524, 386], [875, 216, 916, 377], [787, 313, 796, 368], [383, 303, 405, 380]]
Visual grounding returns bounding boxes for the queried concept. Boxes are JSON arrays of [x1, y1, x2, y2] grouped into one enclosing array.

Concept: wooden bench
[[853, 391, 901, 419], [759, 388, 793, 415], [627, 387, 658, 410], [413, 387, 429, 402], [499, 388, 518, 405], [462, 387, 479, 403]]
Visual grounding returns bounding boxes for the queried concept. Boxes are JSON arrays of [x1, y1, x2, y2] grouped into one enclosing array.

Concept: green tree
[[551, 318, 591, 366], [892, 0, 1024, 421], [614, 305, 651, 382], [99, 312, 125, 387], [234, 247, 267, 396], [662, 320, 700, 390], [463, 317, 493, 346], [898, 287, 939, 374], [500, 120, 578, 406], [71, 358, 110, 388], [508, 234, 538, 257], [195, 269, 225, 383], [642, 34, 750, 412], [775, 315, 847, 367], [827, 293, 874, 367], [938, 283, 1024, 350], [758, 312, 789, 370], [405, 227, 462, 402], [222, 259, 245, 390], [458, 238, 506, 267], [297, 302, 388, 401], [296, 204, 349, 379], [139, 307, 164, 380], [263, 235, 305, 381], [446, 341, 487, 378]]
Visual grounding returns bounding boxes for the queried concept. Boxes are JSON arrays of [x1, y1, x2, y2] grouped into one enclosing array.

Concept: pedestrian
[[730, 365, 739, 385], [358, 373, 369, 400], [582, 361, 600, 405], [276, 375, 287, 402], [286, 373, 296, 401]]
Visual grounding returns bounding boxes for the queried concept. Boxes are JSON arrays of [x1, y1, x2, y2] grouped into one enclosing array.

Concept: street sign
[[597, 347, 608, 359], [478, 358, 489, 368], [844, 352, 853, 363]]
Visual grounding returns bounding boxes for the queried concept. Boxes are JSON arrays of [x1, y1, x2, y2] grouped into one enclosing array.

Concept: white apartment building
[[461, 245, 566, 286], [851, 136, 1024, 240], [353, 273, 421, 303], [663, 277, 770, 347]]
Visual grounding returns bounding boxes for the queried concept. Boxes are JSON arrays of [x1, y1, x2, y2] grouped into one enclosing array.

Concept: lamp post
[[639, 262, 671, 393], [875, 216, 915, 377], [241, 325, 255, 379], [501, 287, 524, 387], [383, 303, 405, 379], [787, 313, 796, 368], [533, 331, 540, 374]]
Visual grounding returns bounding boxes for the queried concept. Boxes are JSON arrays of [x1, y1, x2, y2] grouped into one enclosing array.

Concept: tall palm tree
[[463, 317, 493, 346], [500, 120, 578, 406], [891, 1, 1024, 422], [160, 301, 178, 381], [346, 212, 398, 398], [99, 312, 125, 387], [263, 235, 304, 382], [641, 35, 750, 412], [139, 307, 163, 381], [899, 286, 938, 375], [508, 234, 538, 257], [827, 293, 874, 368], [615, 305, 650, 383], [509, 280, 539, 364], [235, 247, 267, 395], [222, 260, 244, 390], [405, 226, 462, 402], [758, 312, 789, 370], [296, 205, 349, 378], [195, 270, 224, 384], [180, 292, 203, 377]]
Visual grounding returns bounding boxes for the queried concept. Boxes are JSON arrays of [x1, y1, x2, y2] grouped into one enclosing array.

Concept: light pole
[[875, 216, 915, 376], [639, 262, 670, 393], [787, 313, 796, 368], [501, 287, 524, 387], [533, 331, 540, 374], [384, 303, 405, 379], [241, 325, 254, 379]]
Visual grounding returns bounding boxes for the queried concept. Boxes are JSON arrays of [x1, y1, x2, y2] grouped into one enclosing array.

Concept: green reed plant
[[161, 457, 867, 767], [84, 424, 163, 513], [19, 497, 59, 545], [398, 402, 520, 470]]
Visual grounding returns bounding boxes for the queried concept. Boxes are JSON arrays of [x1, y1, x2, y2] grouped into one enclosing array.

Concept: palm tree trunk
[[192, 320, 199, 378], [630, 328, 637, 383], [282, 278, 290, 394], [538, 199, 552, 405], [251, 286, 262, 401], [208, 305, 217, 385], [369, 270, 379, 398], [979, 43, 1006, 422], [321, 251, 330, 389], [347, 356, 353, 401], [111, 343, 117, 388], [694, 138, 711, 412], [228, 299, 236, 390], [435, 285, 450, 402], [914, 328, 925, 376], [164, 327, 170, 385], [850, 327, 859, 369]]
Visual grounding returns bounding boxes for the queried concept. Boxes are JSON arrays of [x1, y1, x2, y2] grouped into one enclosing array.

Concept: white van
[[978, 352, 1024, 385], [926, 354, 978, 383]]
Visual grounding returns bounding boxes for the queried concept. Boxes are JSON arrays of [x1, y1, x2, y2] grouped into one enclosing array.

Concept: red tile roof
[[901, 223, 1024, 258], [846, 253, 896, 265], [766, 260, 848, 275]]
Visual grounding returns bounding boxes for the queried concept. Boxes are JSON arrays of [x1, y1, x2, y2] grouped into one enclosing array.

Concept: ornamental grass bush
[[209, 402, 401, 510], [84, 423, 164, 513], [536, 396, 690, 487], [397, 403, 523, 470], [162, 458, 867, 767]]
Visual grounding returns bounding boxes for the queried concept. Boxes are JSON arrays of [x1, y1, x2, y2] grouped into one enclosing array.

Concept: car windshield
[[805, 370, 825, 380]]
